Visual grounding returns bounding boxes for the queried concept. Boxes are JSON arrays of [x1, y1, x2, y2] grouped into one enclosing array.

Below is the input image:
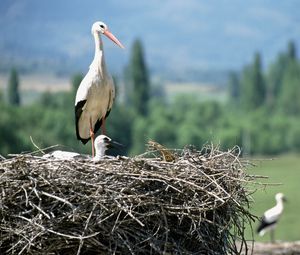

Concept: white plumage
[[44, 150, 83, 160], [75, 21, 124, 156], [43, 135, 121, 160], [257, 193, 286, 242]]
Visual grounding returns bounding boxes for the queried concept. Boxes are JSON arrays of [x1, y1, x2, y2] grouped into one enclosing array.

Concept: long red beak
[[103, 30, 125, 49]]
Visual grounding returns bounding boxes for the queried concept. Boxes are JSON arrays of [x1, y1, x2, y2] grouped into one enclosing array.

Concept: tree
[[39, 91, 55, 107], [128, 39, 150, 116], [287, 40, 297, 60], [0, 89, 3, 103], [240, 52, 266, 111], [71, 73, 84, 98], [130, 117, 148, 155], [267, 41, 298, 106], [7, 68, 21, 106], [277, 61, 300, 115], [228, 71, 240, 105], [267, 53, 287, 106], [147, 100, 176, 147]]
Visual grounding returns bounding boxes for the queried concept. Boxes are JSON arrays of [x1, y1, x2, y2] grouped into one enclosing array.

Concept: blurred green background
[[0, 1, 299, 242]]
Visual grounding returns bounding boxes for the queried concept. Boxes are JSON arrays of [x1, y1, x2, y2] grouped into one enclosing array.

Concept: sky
[[0, 0, 299, 74]]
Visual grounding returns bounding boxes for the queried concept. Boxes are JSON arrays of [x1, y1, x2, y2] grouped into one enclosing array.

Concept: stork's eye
[[103, 137, 110, 142], [100, 24, 105, 29]]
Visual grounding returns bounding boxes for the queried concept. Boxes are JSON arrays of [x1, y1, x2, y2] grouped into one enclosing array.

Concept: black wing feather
[[75, 100, 90, 144], [256, 216, 277, 233]]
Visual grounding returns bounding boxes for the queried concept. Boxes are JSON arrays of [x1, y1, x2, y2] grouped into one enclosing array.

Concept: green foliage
[[286, 119, 300, 152], [177, 120, 206, 148], [214, 112, 243, 150], [266, 41, 298, 108], [277, 61, 300, 115], [7, 68, 21, 106], [39, 90, 74, 110], [266, 53, 288, 106], [106, 103, 134, 155], [0, 104, 29, 155], [240, 52, 266, 111], [287, 40, 297, 60], [147, 101, 176, 147], [228, 71, 240, 105], [127, 39, 150, 116], [170, 95, 199, 125], [71, 73, 84, 98], [39, 91, 57, 107], [130, 117, 148, 155], [1, 39, 300, 158], [0, 89, 3, 102]]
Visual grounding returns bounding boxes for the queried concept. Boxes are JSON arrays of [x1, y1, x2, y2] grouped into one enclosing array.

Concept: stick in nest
[[147, 140, 176, 162]]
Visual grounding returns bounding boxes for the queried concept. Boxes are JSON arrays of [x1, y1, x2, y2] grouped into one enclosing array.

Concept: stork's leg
[[89, 118, 95, 157], [101, 117, 106, 135], [270, 229, 275, 243]]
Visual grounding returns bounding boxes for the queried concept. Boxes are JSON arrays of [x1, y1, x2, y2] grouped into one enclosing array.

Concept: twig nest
[[0, 145, 255, 254]]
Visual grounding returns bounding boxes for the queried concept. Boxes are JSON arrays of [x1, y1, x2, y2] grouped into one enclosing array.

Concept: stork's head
[[275, 193, 287, 203], [94, 135, 123, 158], [92, 21, 107, 34], [94, 134, 111, 153], [91, 21, 124, 49]]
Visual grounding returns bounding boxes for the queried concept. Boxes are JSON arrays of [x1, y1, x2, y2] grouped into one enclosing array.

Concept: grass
[[245, 153, 300, 242]]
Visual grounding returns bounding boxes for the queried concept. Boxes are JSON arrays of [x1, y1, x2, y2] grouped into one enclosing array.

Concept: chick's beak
[[103, 30, 125, 49], [107, 140, 124, 149]]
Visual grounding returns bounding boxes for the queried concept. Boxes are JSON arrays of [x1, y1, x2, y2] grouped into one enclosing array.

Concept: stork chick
[[43, 135, 122, 160]]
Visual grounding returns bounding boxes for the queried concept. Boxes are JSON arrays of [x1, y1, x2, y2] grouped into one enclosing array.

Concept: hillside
[[1, 1, 299, 76]]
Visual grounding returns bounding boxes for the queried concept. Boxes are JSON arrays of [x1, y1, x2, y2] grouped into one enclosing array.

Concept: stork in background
[[75, 21, 124, 157], [257, 193, 287, 243]]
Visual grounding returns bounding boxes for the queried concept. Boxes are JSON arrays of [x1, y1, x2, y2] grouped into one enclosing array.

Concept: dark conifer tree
[[287, 40, 297, 60], [278, 61, 300, 115], [228, 71, 240, 105], [71, 73, 84, 98], [241, 52, 266, 111], [128, 39, 150, 116], [8, 68, 20, 106]]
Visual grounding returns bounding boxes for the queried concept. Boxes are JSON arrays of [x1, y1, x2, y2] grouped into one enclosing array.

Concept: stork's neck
[[91, 32, 108, 76], [275, 198, 284, 212], [94, 145, 107, 160]]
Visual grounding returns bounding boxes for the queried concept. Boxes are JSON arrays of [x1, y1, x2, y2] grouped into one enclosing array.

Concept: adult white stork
[[43, 135, 122, 160], [75, 21, 124, 156], [257, 193, 286, 243]]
